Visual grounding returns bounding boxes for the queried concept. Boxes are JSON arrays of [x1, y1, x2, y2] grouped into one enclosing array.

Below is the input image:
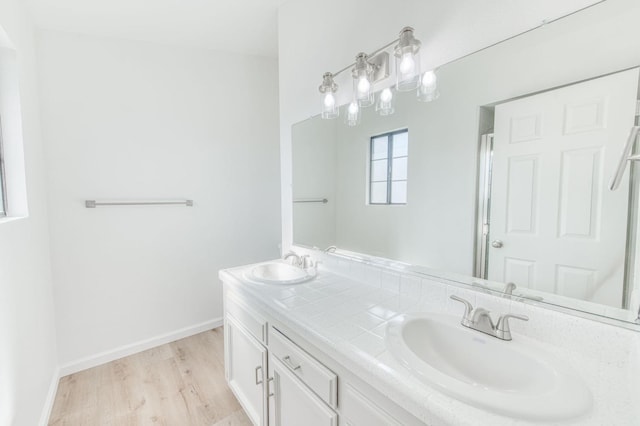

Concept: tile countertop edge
[[219, 267, 516, 426]]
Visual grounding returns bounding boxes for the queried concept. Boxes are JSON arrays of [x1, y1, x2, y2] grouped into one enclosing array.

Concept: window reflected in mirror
[[369, 129, 408, 205]]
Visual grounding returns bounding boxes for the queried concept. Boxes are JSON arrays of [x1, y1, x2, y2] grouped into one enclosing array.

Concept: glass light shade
[[352, 53, 374, 107], [417, 70, 440, 102], [321, 92, 339, 119], [345, 100, 360, 126], [376, 88, 395, 116], [394, 27, 421, 92], [319, 72, 339, 119]]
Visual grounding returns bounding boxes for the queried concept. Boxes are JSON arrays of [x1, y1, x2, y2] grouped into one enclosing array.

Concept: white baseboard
[[58, 317, 223, 377], [38, 366, 61, 426]]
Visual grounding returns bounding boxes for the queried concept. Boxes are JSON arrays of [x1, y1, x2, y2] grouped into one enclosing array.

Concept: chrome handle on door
[[491, 240, 503, 248], [255, 365, 263, 385], [268, 377, 274, 397], [282, 355, 301, 371]]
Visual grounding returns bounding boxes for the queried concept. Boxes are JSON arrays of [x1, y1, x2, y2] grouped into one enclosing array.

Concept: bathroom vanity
[[219, 2, 640, 425], [220, 256, 640, 426]]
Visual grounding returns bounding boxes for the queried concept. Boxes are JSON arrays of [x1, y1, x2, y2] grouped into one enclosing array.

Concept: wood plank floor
[[49, 327, 252, 426]]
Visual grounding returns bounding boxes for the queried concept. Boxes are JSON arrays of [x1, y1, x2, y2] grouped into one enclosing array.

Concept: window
[[0, 117, 6, 217], [0, 42, 29, 220], [369, 129, 408, 205]]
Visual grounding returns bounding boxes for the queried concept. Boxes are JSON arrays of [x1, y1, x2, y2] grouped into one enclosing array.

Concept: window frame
[[369, 128, 408, 205], [0, 116, 6, 217]]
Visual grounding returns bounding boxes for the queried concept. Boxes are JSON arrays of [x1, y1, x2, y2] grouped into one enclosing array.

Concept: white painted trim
[[58, 317, 223, 377], [38, 367, 61, 426], [0, 215, 26, 225]]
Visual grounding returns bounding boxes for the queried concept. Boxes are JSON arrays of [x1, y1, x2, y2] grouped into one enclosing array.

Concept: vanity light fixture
[[319, 72, 339, 119], [418, 69, 439, 102], [318, 26, 439, 122], [353, 53, 374, 107], [345, 100, 361, 126], [395, 27, 422, 91], [376, 88, 395, 116]]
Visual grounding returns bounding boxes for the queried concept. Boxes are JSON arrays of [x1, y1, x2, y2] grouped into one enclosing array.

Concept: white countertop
[[220, 261, 640, 426]]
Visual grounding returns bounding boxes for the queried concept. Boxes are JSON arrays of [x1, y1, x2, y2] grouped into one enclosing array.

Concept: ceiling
[[24, 0, 286, 57], [24, 0, 603, 59]]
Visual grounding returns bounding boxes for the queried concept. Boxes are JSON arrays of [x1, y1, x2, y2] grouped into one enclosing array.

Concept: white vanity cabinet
[[225, 316, 268, 426], [224, 292, 270, 426], [341, 384, 402, 426], [224, 289, 339, 426], [268, 326, 338, 425], [223, 285, 420, 426], [270, 356, 338, 426]]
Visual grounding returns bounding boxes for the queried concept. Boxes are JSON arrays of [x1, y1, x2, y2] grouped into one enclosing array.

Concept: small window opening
[[369, 129, 408, 205], [0, 117, 6, 217]]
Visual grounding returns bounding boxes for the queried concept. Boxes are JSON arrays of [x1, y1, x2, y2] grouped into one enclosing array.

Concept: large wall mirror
[[292, 0, 640, 325]]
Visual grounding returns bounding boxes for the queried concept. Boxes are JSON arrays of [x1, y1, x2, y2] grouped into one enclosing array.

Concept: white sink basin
[[245, 262, 315, 285], [386, 312, 592, 421]]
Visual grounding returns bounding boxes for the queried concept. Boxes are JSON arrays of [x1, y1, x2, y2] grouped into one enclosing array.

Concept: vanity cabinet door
[[225, 317, 268, 426], [271, 356, 338, 426], [341, 384, 402, 426]]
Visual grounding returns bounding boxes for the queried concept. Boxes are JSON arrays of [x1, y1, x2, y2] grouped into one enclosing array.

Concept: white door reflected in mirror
[[483, 68, 639, 309]]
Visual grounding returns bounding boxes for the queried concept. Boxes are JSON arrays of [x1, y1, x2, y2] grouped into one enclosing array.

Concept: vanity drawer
[[270, 326, 338, 408], [225, 292, 268, 344]]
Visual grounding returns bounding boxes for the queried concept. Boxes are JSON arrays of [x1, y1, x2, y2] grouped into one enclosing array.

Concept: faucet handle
[[450, 295, 474, 320], [496, 313, 529, 341], [503, 282, 517, 296], [300, 255, 314, 269]]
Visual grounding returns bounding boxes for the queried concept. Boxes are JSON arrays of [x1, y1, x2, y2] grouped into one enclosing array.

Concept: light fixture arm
[[367, 38, 400, 62], [325, 37, 400, 79]]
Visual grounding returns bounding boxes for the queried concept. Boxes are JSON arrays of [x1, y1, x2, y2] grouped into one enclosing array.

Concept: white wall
[[37, 31, 281, 367], [291, 117, 337, 248], [331, 96, 458, 268], [277, 0, 601, 254], [0, 1, 58, 425]]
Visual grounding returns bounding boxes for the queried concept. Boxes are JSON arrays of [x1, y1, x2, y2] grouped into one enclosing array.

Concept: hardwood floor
[[49, 327, 252, 426]]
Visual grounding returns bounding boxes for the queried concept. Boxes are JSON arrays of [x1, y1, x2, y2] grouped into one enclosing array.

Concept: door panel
[[225, 317, 268, 426], [488, 68, 639, 308], [271, 356, 337, 426], [558, 147, 602, 238], [506, 155, 539, 234]]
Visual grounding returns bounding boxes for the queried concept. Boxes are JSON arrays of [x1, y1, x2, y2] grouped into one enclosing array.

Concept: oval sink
[[386, 312, 592, 421], [245, 262, 315, 285]]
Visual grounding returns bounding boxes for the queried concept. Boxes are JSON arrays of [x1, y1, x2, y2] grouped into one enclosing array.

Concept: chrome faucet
[[470, 281, 516, 297], [300, 254, 315, 269], [450, 295, 528, 341], [283, 251, 301, 266], [283, 251, 316, 269]]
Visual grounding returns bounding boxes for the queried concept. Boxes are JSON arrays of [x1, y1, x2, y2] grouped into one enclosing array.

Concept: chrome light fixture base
[[369, 51, 390, 83]]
